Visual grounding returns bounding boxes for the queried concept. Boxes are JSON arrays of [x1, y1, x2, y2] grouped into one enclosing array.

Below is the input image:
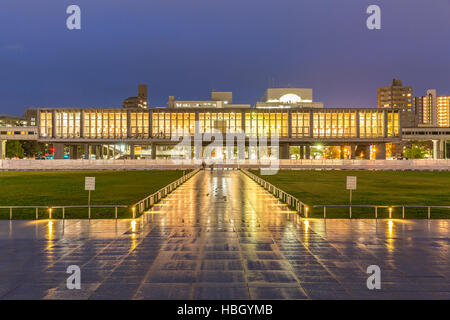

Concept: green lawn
[[0, 170, 187, 219], [252, 170, 450, 219]]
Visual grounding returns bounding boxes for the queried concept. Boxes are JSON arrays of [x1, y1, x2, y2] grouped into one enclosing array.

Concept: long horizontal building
[[1, 87, 405, 160]]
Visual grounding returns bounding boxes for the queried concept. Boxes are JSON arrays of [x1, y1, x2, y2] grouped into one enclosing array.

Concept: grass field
[[0, 170, 187, 219], [252, 170, 450, 219]]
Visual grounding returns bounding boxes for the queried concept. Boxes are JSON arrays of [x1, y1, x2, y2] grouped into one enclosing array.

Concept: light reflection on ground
[[0, 170, 449, 300]]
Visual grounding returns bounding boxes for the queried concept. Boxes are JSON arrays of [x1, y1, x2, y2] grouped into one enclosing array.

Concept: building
[[168, 90, 249, 109], [0, 114, 27, 127], [27, 87, 400, 160], [378, 79, 413, 109], [0, 87, 411, 160], [415, 89, 450, 127], [378, 79, 416, 128], [256, 88, 323, 109], [122, 84, 148, 109], [437, 96, 450, 127]]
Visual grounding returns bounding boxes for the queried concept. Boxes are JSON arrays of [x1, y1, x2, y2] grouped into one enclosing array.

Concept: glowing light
[[47, 221, 53, 240], [131, 220, 137, 233], [279, 94, 302, 103], [304, 219, 310, 231]]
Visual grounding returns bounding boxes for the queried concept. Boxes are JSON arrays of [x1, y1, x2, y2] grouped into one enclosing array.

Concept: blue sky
[[1, 0, 449, 115]]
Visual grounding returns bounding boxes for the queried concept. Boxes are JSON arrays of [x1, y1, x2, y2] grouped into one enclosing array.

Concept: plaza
[[1, 170, 449, 300]]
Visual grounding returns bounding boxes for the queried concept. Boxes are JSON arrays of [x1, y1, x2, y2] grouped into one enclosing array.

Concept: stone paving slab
[[0, 170, 449, 299]]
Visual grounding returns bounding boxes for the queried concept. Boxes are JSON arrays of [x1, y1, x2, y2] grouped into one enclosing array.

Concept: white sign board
[[346, 176, 357, 190], [85, 177, 95, 191]]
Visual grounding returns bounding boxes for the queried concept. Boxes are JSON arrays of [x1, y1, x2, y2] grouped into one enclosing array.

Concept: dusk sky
[[1, 0, 449, 115]]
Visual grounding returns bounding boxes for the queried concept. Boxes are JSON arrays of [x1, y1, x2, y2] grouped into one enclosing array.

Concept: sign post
[[346, 176, 357, 218], [85, 177, 95, 219]]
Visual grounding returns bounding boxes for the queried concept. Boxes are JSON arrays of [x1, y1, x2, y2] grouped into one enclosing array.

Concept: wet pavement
[[0, 170, 449, 300]]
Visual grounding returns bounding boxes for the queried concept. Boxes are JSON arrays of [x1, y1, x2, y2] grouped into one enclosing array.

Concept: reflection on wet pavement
[[0, 170, 449, 299]]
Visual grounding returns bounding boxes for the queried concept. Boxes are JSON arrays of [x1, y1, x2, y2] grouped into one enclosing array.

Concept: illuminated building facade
[[415, 89, 450, 127], [0, 87, 407, 160], [378, 79, 413, 110], [36, 106, 401, 160], [122, 84, 148, 109]]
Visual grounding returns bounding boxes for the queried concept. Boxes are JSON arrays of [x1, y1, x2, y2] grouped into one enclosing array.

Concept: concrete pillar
[[151, 143, 157, 160], [54, 143, 65, 159], [351, 144, 357, 159], [433, 140, 441, 160], [280, 144, 289, 159], [305, 145, 311, 159], [445, 140, 449, 159], [0, 140, 6, 159], [194, 143, 202, 160], [70, 145, 78, 159], [130, 144, 135, 159], [375, 143, 386, 160], [83, 144, 89, 159], [299, 145, 304, 159]]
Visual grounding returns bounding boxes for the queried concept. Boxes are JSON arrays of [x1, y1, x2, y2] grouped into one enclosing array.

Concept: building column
[[350, 144, 357, 159], [151, 143, 157, 160], [70, 145, 78, 159], [280, 143, 289, 159], [305, 145, 311, 160], [340, 146, 345, 159], [83, 144, 89, 159], [130, 144, 135, 159], [54, 143, 65, 159], [375, 143, 386, 160], [0, 140, 6, 159], [95, 145, 101, 159], [433, 140, 441, 160], [299, 145, 304, 159]]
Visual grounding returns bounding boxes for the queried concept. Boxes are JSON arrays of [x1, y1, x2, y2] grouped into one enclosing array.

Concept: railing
[[2, 159, 450, 171], [313, 204, 450, 219], [132, 169, 200, 217], [241, 169, 308, 216], [1, 170, 199, 220], [0, 205, 128, 220]]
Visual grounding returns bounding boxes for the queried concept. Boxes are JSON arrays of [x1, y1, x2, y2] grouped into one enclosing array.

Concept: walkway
[[0, 170, 449, 299]]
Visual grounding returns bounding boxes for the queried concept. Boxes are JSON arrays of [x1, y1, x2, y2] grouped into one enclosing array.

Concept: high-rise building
[[378, 79, 414, 127], [415, 89, 450, 127], [377, 79, 413, 109], [437, 96, 450, 127], [123, 84, 148, 109]]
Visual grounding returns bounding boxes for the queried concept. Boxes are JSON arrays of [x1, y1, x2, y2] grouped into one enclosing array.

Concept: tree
[[6, 140, 24, 158], [403, 141, 428, 159], [290, 146, 301, 159], [21, 141, 42, 158]]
